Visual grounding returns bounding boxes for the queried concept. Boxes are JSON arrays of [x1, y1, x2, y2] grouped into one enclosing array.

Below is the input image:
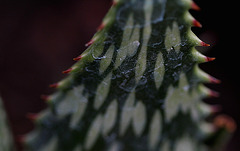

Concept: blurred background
[[0, 0, 239, 150]]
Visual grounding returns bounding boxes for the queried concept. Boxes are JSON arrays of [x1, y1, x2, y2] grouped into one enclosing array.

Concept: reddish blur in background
[[0, 0, 239, 150]]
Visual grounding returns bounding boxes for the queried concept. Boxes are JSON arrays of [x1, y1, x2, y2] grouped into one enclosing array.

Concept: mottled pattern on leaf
[[120, 91, 135, 136], [24, 0, 219, 151], [85, 115, 103, 150], [165, 21, 181, 53], [94, 72, 112, 109], [165, 73, 201, 122], [132, 101, 147, 136]]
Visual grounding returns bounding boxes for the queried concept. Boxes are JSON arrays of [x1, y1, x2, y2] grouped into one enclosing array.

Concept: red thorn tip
[[73, 55, 82, 61], [201, 41, 210, 47], [193, 19, 202, 28], [210, 105, 222, 113], [85, 39, 94, 47], [49, 83, 59, 88], [97, 23, 105, 31], [112, 0, 118, 6], [205, 57, 215, 62], [41, 95, 50, 101], [209, 76, 221, 84], [26, 113, 38, 121], [209, 90, 220, 98], [62, 68, 72, 74], [214, 115, 236, 132], [191, 1, 201, 11]]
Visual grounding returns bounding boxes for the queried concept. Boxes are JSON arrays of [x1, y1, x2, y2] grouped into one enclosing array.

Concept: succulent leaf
[[24, 0, 234, 151], [0, 97, 15, 151]]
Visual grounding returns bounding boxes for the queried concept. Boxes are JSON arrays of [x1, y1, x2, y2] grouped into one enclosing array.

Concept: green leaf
[[0, 97, 15, 151], [24, 0, 234, 150]]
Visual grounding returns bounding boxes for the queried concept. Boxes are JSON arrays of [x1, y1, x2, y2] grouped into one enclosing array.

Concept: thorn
[[49, 83, 59, 88], [97, 23, 105, 31], [62, 68, 72, 74], [209, 90, 220, 98], [201, 41, 211, 47], [192, 50, 209, 63], [193, 19, 202, 28], [85, 39, 94, 47], [26, 113, 38, 121], [205, 57, 216, 62], [210, 105, 222, 113], [214, 115, 236, 132], [73, 55, 82, 61], [209, 76, 221, 84], [40, 95, 50, 102], [191, 1, 201, 11], [112, 0, 118, 6]]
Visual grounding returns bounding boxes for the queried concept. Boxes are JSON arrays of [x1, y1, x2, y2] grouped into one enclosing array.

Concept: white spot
[[39, 137, 58, 151], [115, 14, 140, 70], [73, 145, 82, 151], [132, 101, 146, 136], [115, 40, 140, 69], [133, 40, 140, 46], [164, 86, 177, 122], [73, 85, 85, 99], [70, 100, 87, 128], [135, 14, 151, 83], [114, 48, 127, 70], [127, 40, 140, 57], [164, 21, 181, 53], [84, 115, 103, 150], [99, 45, 114, 74], [144, 0, 154, 24], [164, 74, 201, 122], [119, 91, 135, 135], [200, 122, 215, 134], [135, 47, 147, 83], [154, 52, 165, 89], [175, 136, 195, 151], [159, 140, 170, 151], [171, 22, 181, 52], [102, 100, 118, 135], [165, 27, 172, 52], [108, 142, 120, 151], [91, 42, 105, 59], [94, 72, 112, 109], [56, 85, 87, 118], [149, 110, 162, 149]]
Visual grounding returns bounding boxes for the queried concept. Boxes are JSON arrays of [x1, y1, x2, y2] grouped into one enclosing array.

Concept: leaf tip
[[40, 95, 50, 102], [49, 83, 59, 88], [209, 76, 221, 84], [73, 55, 82, 61], [62, 68, 73, 74], [192, 19, 202, 28], [191, 1, 201, 11], [209, 90, 220, 98], [85, 39, 94, 47], [201, 41, 211, 47], [112, 0, 119, 6], [97, 23, 105, 31], [26, 113, 38, 121], [205, 57, 216, 62]]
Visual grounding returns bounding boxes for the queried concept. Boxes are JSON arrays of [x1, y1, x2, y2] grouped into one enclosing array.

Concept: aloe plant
[[0, 97, 15, 151], [10, 0, 234, 150]]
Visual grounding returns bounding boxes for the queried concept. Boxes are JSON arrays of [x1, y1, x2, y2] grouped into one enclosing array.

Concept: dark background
[[0, 0, 239, 150]]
